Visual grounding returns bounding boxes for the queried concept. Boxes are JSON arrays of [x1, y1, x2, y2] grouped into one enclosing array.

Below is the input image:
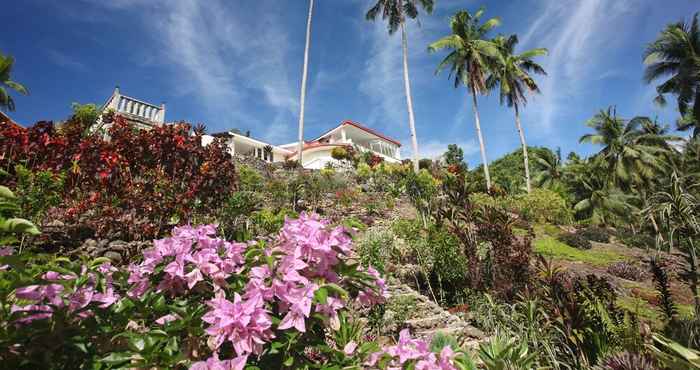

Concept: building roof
[[0, 111, 21, 127], [313, 120, 402, 147]]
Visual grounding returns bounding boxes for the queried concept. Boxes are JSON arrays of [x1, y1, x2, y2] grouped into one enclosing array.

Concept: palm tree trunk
[[470, 86, 491, 190], [514, 105, 531, 193], [296, 0, 314, 168], [400, 22, 420, 172]]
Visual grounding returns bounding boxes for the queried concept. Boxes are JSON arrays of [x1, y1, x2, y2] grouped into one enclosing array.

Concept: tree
[[296, 0, 314, 168], [366, 0, 434, 172], [0, 53, 28, 112], [579, 107, 669, 189], [443, 144, 464, 165], [429, 7, 501, 190], [533, 147, 562, 189], [487, 34, 547, 193], [643, 12, 700, 137], [571, 159, 633, 225]]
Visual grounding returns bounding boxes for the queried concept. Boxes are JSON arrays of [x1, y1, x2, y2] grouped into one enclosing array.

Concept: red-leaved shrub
[[0, 113, 237, 240]]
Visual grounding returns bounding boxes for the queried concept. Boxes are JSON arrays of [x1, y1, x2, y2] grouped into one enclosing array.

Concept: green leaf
[[2, 218, 40, 235], [314, 287, 328, 304], [100, 352, 133, 365], [283, 356, 294, 367], [0, 185, 15, 199]]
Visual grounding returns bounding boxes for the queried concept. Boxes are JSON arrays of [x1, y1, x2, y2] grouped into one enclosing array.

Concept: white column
[[341, 128, 347, 143]]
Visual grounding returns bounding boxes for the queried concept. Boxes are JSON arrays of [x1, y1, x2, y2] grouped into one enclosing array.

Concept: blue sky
[[1, 0, 697, 166]]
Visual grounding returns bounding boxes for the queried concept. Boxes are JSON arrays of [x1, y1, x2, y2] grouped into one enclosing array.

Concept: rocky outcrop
[[69, 239, 152, 265], [383, 279, 484, 349]]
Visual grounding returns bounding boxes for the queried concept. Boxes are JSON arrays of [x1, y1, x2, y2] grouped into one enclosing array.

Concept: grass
[[533, 236, 626, 266], [617, 296, 695, 329]]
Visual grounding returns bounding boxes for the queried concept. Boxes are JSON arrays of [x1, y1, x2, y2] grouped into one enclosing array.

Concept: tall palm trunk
[[470, 86, 491, 190], [296, 0, 314, 168], [400, 22, 420, 172], [514, 105, 531, 193]]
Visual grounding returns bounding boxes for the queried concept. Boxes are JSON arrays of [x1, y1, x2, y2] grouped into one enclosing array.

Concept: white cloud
[[46, 50, 87, 71], [519, 0, 638, 130]]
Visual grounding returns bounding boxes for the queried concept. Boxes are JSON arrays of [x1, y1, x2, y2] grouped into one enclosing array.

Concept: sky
[[1, 0, 698, 167]]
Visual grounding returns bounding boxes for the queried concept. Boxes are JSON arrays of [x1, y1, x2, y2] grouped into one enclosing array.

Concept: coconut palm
[[643, 12, 700, 137], [533, 148, 562, 189], [296, 0, 314, 168], [366, 0, 434, 172], [579, 107, 669, 189], [0, 53, 28, 112], [428, 8, 501, 190], [572, 159, 634, 225], [487, 34, 547, 193]]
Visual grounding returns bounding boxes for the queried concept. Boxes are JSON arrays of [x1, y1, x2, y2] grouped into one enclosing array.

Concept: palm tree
[[366, 0, 434, 172], [487, 34, 547, 193], [572, 159, 633, 225], [533, 148, 562, 189], [643, 12, 700, 137], [579, 107, 669, 189], [296, 0, 314, 168], [428, 8, 500, 190], [0, 53, 28, 112]]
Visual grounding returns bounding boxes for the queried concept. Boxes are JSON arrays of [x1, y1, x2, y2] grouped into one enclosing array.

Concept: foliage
[[330, 146, 348, 161], [593, 351, 659, 370], [649, 334, 700, 370], [0, 185, 41, 245], [12, 164, 64, 223], [237, 164, 264, 192], [443, 144, 464, 167], [71, 102, 100, 130], [644, 12, 700, 137], [510, 188, 572, 224], [472, 147, 555, 194], [0, 115, 238, 240], [649, 256, 678, 322], [558, 232, 593, 250], [0, 213, 397, 369], [616, 230, 656, 249], [579, 226, 612, 243], [607, 262, 645, 281], [0, 52, 28, 112], [357, 229, 394, 274], [477, 334, 537, 370], [534, 237, 625, 266]]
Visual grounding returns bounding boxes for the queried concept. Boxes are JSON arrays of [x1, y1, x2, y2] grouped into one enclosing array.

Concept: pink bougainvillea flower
[[155, 313, 180, 325], [190, 354, 248, 370], [343, 341, 357, 356]]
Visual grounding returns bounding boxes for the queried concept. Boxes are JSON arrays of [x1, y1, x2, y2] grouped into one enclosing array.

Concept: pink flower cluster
[[365, 329, 460, 370], [127, 223, 247, 299], [188, 213, 387, 368], [12, 263, 119, 324]]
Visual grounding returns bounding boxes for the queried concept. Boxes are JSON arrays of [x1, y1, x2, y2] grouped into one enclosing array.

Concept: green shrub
[[251, 208, 297, 236], [617, 231, 656, 249], [356, 162, 372, 180], [578, 226, 611, 243], [238, 164, 263, 191], [331, 147, 348, 161], [510, 188, 572, 224], [13, 164, 65, 223], [558, 232, 592, 250], [340, 216, 367, 232], [357, 230, 394, 274]]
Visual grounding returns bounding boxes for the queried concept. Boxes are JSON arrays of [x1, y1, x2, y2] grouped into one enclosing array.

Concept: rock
[[103, 251, 122, 264], [107, 240, 128, 253]]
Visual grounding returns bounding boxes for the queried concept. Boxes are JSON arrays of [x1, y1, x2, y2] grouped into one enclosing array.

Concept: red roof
[[314, 120, 402, 147], [284, 142, 349, 159]]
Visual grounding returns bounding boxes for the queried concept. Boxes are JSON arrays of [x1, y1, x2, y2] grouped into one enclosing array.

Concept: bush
[[0, 213, 398, 369], [558, 232, 592, 250], [607, 261, 645, 281], [510, 188, 572, 224], [357, 230, 394, 274], [0, 115, 238, 240], [238, 164, 263, 192], [617, 231, 656, 249], [578, 226, 611, 243], [330, 147, 348, 161]]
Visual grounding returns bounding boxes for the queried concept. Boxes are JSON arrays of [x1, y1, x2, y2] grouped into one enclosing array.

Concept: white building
[[101, 87, 165, 129], [101, 88, 401, 169], [282, 120, 402, 169]]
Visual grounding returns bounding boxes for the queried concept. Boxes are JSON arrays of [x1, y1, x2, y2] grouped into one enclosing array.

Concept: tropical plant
[[649, 334, 700, 370], [0, 52, 28, 112], [644, 12, 700, 137], [487, 34, 547, 193], [366, 0, 434, 172], [579, 107, 670, 189], [477, 334, 537, 370], [0, 185, 40, 246], [429, 7, 500, 189], [296, 0, 314, 167], [534, 147, 563, 189], [644, 171, 700, 315]]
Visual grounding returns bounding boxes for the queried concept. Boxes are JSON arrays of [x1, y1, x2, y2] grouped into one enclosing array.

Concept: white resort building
[[100, 88, 401, 169]]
